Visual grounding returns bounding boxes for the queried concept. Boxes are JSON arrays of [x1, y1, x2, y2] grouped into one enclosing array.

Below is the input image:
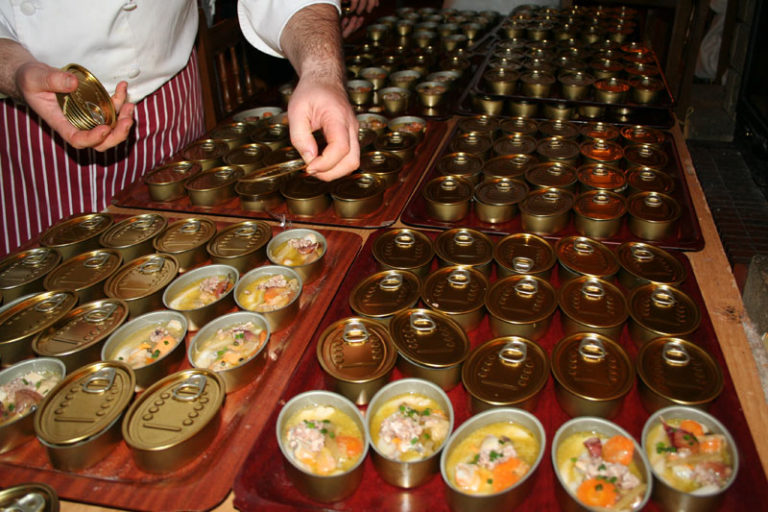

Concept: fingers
[[93, 101, 135, 152], [303, 115, 360, 181], [341, 16, 364, 38]]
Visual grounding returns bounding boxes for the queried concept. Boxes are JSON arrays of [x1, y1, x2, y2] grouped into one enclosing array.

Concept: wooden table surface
[[54, 119, 768, 511]]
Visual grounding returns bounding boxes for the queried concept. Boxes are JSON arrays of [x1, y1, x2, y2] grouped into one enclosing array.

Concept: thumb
[[289, 123, 319, 171]]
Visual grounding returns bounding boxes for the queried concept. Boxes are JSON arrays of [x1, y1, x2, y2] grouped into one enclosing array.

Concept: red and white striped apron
[[0, 51, 205, 259]]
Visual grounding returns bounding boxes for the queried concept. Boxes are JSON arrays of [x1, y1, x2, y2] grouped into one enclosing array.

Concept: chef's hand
[[341, 0, 379, 38]]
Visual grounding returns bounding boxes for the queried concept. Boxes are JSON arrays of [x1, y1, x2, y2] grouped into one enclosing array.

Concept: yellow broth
[[192, 321, 267, 371], [113, 320, 184, 369], [237, 274, 299, 312], [168, 275, 233, 310]]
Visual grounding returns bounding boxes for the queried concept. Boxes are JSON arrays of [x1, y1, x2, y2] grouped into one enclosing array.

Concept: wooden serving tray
[[232, 228, 766, 511], [0, 219, 363, 512]]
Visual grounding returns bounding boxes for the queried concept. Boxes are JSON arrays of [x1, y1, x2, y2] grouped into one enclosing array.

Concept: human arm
[[341, 0, 379, 37]]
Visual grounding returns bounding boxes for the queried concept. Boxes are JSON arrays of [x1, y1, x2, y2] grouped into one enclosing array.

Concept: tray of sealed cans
[[0, 211, 362, 511], [400, 117, 704, 251], [233, 227, 764, 511], [110, 116, 448, 230]]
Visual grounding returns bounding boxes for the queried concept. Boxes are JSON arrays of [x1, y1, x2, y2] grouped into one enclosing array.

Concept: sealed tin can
[[43, 249, 122, 303], [520, 187, 575, 235], [180, 139, 229, 171], [0, 482, 59, 512], [616, 241, 686, 289], [594, 77, 630, 103], [580, 121, 621, 142], [472, 94, 504, 116], [628, 283, 701, 345], [0, 247, 62, 302], [223, 142, 272, 175], [577, 103, 605, 119], [206, 220, 271, 273], [39, 212, 113, 261], [389, 309, 469, 390], [236, 179, 283, 212], [99, 213, 168, 262], [317, 317, 397, 405], [208, 121, 250, 150], [573, 190, 627, 239], [559, 276, 628, 340], [483, 153, 538, 181], [493, 133, 537, 157], [185, 166, 242, 207], [508, 99, 540, 117], [558, 70, 595, 100], [349, 270, 421, 325], [577, 163, 627, 194], [624, 143, 669, 171], [621, 125, 666, 146], [373, 229, 434, 278], [590, 58, 623, 79], [422, 176, 473, 222], [104, 254, 179, 318], [331, 173, 385, 218], [627, 166, 675, 195], [483, 68, 520, 95], [249, 122, 290, 151], [143, 161, 201, 202], [580, 138, 624, 167], [486, 275, 557, 340], [153, 218, 217, 271], [434, 228, 494, 276], [457, 115, 500, 137], [280, 175, 331, 216], [360, 150, 403, 187], [627, 191, 681, 241], [422, 266, 488, 332], [450, 131, 494, 159], [556, 235, 619, 282], [539, 119, 579, 140], [122, 368, 225, 473], [543, 102, 574, 121], [525, 161, 578, 190], [520, 70, 556, 97], [630, 75, 665, 104], [436, 152, 484, 185], [536, 137, 580, 166], [0, 291, 78, 366], [474, 178, 529, 224], [494, 233, 556, 279], [34, 361, 136, 470], [162, 264, 238, 331], [499, 117, 538, 137], [461, 336, 549, 413], [551, 332, 634, 418]]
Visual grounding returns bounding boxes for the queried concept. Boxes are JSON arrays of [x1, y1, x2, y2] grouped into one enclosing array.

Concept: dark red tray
[[233, 228, 765, 511]]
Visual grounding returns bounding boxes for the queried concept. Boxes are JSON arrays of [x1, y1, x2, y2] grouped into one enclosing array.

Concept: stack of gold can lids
[[56, 64, 116, 130]]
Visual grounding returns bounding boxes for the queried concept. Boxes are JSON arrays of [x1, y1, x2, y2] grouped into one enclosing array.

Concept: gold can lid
[[520, 187, 575, 217], [627, 167, 675, 194], [558, 276, 628, 329], [249, 122, 290, 145], [360, 150, 404, 176], [474, 178, 529, 206], [636, 337, 723, 406], [577, 163, 627, 191], [34, 361, 135, 446], [0, 291, 78, 346], [121, 368, 225, 451], [494, 233, 556, 275], [520, 69, 556, 85], [493, 134, 537, 156], [99, 214, 168, 250], [235, 179, 281, 199], [206, 220, 272, 261], [462, 336, 549, 407], [573, 190, 627, 220], [558, 70, 595, 87], [57, 63, 116, 129], [375, 131, 418, 152], [551, 332, 634, 401], [436, 152, 484, 178], [223, 142, 272, 167], [372, 228, 434, 271], [181, 139, 230, 163], [499, 116, 538, 137], [486, 275, 557, 324], [457, 114, 500, 135], [317, 317, 397, 383], [0, 482, 59, 512], [482, 153, 539, 179], [422, 265, 488, 315], [620, 125, 666, 146], [349, 270, 421, 319], [556, 236, 619, 278], [39, 213, 113, 250], [33, 299, 129, 357], [434, 228, 494, 268], [143, 161, 202, 186], [536, 137, 580, 162], [153, 218, 217, 255], [104, 254, 179, 301], [525, 161, 578, 189], [579, 121, 621, 141], [623, 143, 669, 170], [616, 241, 686, 286], [185, 166, 243, 192], [628, 283, 701, 337], [331, 173, 385, 201], [389, 308, 469, 368], [539, 120, 579, 139], [43, 249, 123, 293], [449, 131, 494, 155], [209, 122, 250, 144], [580, 139, 624, 163], [280, 174, 329, 200], [263, 146, 302, 167], [627, 191, 681, 223], [0, 247, 62, 293], [422, 175, 474, 205]]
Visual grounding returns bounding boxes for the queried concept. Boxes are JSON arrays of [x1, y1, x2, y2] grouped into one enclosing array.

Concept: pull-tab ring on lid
[[578, 336, 606, 362], [132, 217, 155, 230], [592, 192, 611, 205], [358, 175, 375, 188], [574, 239, 594, 255], [171, 162, 191, 174], [499, 340, 527, 365], [82, 367, 117, 394], [84, 252, 110, 268], [7, 491, 45, 512], [543, 190, 561, 202], [410, 311, 437, 333], [84, 302, 119, 323], [201, 140, 216, 151], [22, 249, 49, 267], [644, 194, 662, 208], [173, 374, 207, 402], [512, 256, 535, 273], [440, 177, 459, 192], [35, 292, 68, 312], [639, 169, 656, 182], [139, 256, 165, 274], [180, 220, 201, 234], [454, 231, 475, 246], [651, 288, 676, 307], [514, 277, 539, 297], [394, 232, 415, 248], [630, 244, 654, 262], [448, 267, 470, 288], [662, 340, 691, 366], [342, 320, 370, 345], [215, 168, 234, 179], [581, 280, 605, 300], [379, 272, 403, 291], [496, 180, 512, 193], [234, 225, 257, 237], [80, 216, 104, 230]]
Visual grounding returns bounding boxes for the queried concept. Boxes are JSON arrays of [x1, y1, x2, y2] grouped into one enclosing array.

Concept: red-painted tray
[[0, 218, 363, 512], [233, 228, 765, 511], [400, 122, 704, 251]]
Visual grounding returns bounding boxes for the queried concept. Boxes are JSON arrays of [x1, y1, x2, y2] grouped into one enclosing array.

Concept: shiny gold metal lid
[[485, 275, 557, 324], [499, 117, 538, 137], [623, 143, 669, 170], [422, 175, 474, 206], [143, 161, 201, 186], [474, 178, 529, 206], [33, 299, 129, 357], [184, 166, 243, 192], [579, 121, 621, 142], [0, 247, 62, 295], [0, 291, 78, 346], [551, 332, 634, 401], [280, 174, 330, 200], [153, 218, 217, 256], [360, 150, 403, 176], [422, 265, 488, 315], [223, 142, 271, 169], [121, 368, 224, 450], [349, 270, 421, 319], [558, 276, 628, 330], [462, 336, 549, 407], [389, 308, 469, 368], [263, 146, 302, 167], [627, 191, 681, 223], [573, 190, 627, 220], [99, 214, 168, 250], [620, 125, 666, 146], [57, 63, 116, 129], [580, 138, 624, 164], [43, 249, 122, 294], [104, 254, 179, 302], [525, 162, 578, 189], [636, 337, 723, 406], [577, 164, 627, 191], [373, 229, 434, 271], [556, 236, 619, 278], [206, 220, 272, 261], [616, 241, 686, 286], [494, 233, 556, 275], [520, 187, 575, 217], [331, 173, 385, 201], [317, 317, 397, 383], [449, 131, 494, 156], [434, 228, 494, 268], [493, 134, 537, 156], [626, 167, 675, 194], [539, 119, 579, 139], [536, 137, 580, 163], [39, 213, 113, 251], [208, 122, 250, 148], [0, 482, 59, 512], [35, 361, 135, 446], [436, 152, 484, 180], [482, 153, 539, 180], [628, 284, 701, 337], [457, 115, 500, 135], [181, 139, 230, 165]]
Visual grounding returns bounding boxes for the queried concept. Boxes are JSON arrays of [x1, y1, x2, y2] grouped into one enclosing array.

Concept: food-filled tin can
[[573, 189, 627, 239], [162, 264, 238, 331], [280, 175, 331, 216], [34, 361, 136, 470], [99, 213, 168, 262], [121, 368, 225, 473], [474, 178, 529, 223], [39, 212, 113, 261], [624, 142, 669, 171], [486, 274, 557, 340], [422, 266, 488, 331], [360, 150, 403, 187], [628, 283, 701, 345], [349, 270, 421, 325], [482, 153, 538, 181], [551, 332, 634, 418], [461, 336, 549, 413], [494, 232, 556, 279], [317, 316, 397, 405], [520, 187, 575, 235], [43, 249, 122, 303], [0, 247, 62, 302], [205, 220, 272, 273], [616, 241, 687, 289], [434, 228, 494, 276], [223, 142, 271, 175], [236, 179, 283, 212], [103, 254, 179, 318], [558, 276, 628, 340], [0, 482, 59, 512], [152, 218, 217, 271], [493, 133, 538, 157], [525, 161, 578, 190], [185, 166, 243, 207], [422, 176, 473, 222], [372, 228, 434, 278], [208, 121, 251, 150], [389, 308, 470, 390], [621, 125, 666, 146], [266, 228, 326, 284], [627, 191, 681, 241], [234, 265, 303, 332], [436, 152, 484, 185], [180, 139, 230, 171], [556, 235, 619, 282], [143, 161, 202, 202], [331, 173, 385, 218]]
